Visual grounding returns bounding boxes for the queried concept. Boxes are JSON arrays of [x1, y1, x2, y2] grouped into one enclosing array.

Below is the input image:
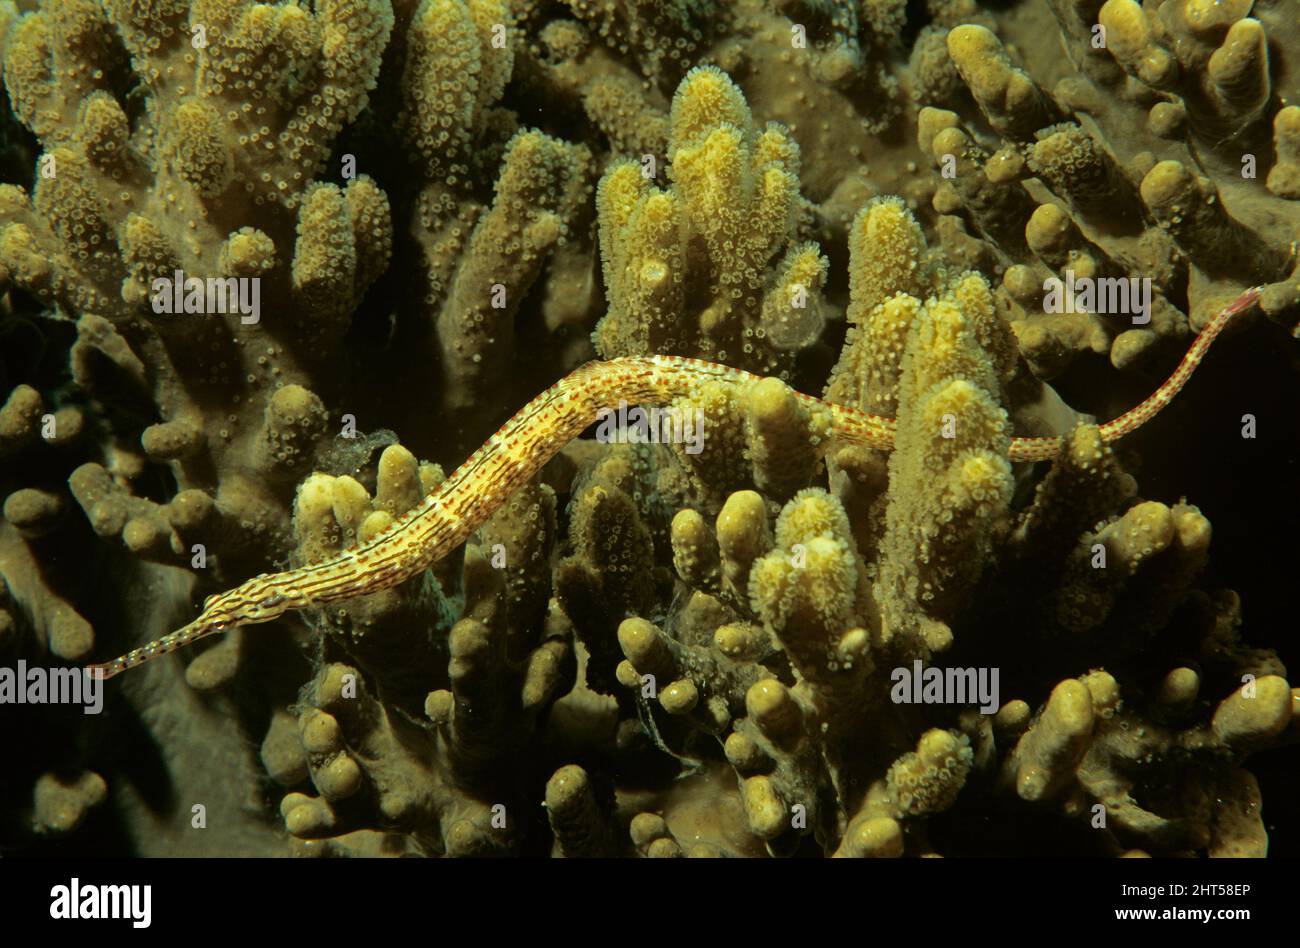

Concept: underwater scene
[[0, 0, 1297, 863]]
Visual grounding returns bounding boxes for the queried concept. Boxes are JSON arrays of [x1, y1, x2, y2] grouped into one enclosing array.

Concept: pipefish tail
[[87, 286, 1263, 680]]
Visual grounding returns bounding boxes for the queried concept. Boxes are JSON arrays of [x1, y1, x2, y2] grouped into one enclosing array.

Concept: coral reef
[[1, 0, 1296, 858]]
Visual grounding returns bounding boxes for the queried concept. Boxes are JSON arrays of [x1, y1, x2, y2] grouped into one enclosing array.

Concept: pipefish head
[[1226, 285, 1264, 318], [85, 615, 219, 680], [86, 590, 250, 680]]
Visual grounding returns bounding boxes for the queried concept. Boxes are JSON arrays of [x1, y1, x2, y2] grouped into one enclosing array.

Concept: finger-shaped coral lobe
[[1, 0, 1296, 862], [594, 65, 827, 378]]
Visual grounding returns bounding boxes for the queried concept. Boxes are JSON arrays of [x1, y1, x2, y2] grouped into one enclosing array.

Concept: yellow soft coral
[[594, 65, 826, 377]]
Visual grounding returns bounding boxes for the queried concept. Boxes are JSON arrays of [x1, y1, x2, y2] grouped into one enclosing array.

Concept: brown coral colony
[[0, 0, 1296, 859]]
